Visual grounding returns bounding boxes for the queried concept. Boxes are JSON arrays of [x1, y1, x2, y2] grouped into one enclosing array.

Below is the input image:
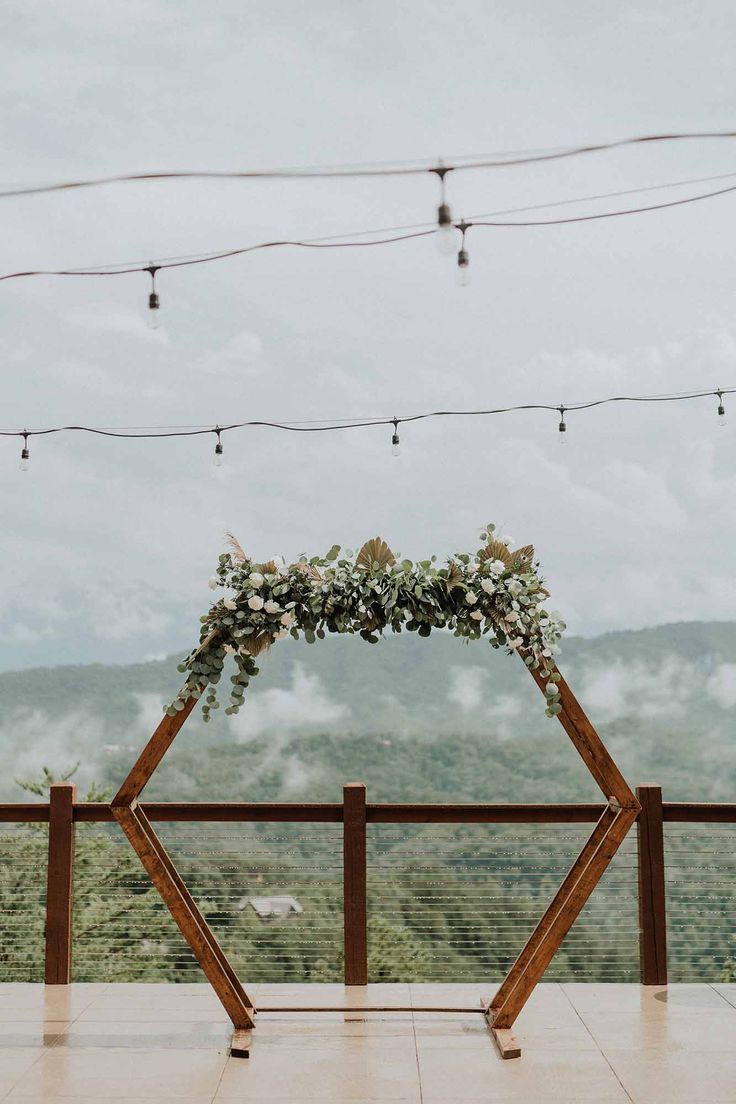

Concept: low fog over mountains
[[1, 622, 734, 804]]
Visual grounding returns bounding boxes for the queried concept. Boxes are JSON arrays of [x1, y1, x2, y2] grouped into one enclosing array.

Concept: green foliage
[[173, 526, 565, 721]]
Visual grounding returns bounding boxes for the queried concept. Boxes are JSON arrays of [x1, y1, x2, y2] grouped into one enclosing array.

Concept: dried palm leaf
[[445, 560, 464, 590], [356, 537, 396, 571], [225, 532, 247, 563], [255, 560, 279, 576], [293, 561, 322, 581], [479, 540, 513, 565], [243, 631, 273, 657], [511, 544, 535, 570]]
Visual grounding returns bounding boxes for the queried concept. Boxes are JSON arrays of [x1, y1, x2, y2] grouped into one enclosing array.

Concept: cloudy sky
[[2, 1, 736, 670]]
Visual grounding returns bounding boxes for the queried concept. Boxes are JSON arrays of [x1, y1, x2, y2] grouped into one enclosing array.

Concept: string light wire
[[3, 387, 734, 453], [2, 128, 736, 197], [3, 170, 736, 286]]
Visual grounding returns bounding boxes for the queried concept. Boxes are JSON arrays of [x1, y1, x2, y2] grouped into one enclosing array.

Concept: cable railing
[[0, 784, 733, 986]]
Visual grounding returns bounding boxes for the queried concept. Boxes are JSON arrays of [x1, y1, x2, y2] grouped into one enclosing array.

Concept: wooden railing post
[[45, 782, 76, 984], [636, 784, 668, 985], [343, 782, 368, 985]]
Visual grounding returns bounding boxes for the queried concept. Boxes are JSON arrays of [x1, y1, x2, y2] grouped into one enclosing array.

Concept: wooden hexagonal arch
[[111, 652, 638, 1061]]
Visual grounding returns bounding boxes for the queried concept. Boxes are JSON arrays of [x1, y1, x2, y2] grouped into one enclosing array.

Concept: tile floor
[[0, 982, 734, 1102]]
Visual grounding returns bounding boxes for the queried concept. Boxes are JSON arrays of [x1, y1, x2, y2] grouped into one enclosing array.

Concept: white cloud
[[447, 666, 486, 712], [227, 664, 349, 740], [705, 663, 736, 709]]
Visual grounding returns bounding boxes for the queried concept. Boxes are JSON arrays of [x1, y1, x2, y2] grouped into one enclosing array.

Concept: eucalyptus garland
[[169, 525, 566, 722]]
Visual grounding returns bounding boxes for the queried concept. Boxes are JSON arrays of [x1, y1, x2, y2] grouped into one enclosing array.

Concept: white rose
[[480, 578, 495, 595], [264, 600, 281, 615], [489, 559, 506, 574], [223, 598, 237, 610], [247, 595, 264, 611], [280, 611, 295, 627], [470, 610, 484, 621], [248, 572, 264, 588], [207, 576, 219, 590], [465, 591, 478, 605], [507, 579, 523, 597], [499, 534, 514, 548], [505, 610, 520, 622]]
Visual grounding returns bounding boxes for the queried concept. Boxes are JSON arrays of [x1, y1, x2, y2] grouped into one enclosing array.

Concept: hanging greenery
[[169, 525, 566, 723]]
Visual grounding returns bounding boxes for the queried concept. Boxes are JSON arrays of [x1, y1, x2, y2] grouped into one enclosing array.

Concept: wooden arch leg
[[111, 694, 256, 1056], [483, 660, 640, 1058]]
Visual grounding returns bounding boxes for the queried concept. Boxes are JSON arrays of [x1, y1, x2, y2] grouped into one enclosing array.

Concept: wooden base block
[[491, 1026, 521, 1060], [230, 1028, 252, 1058]]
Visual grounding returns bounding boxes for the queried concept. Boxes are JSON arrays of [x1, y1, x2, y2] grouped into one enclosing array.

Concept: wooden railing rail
[[1, 787, 733, 987]]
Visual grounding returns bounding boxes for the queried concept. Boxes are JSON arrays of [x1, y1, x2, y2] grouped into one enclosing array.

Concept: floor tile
[[581, 1007, 736, 1051], [418, 1046, 630, 1102], [604, 1047, 736, 1103], [216, 1037, 421, 1101], [562, 982, 727, 1016], [6, 1047, 228, 1099]]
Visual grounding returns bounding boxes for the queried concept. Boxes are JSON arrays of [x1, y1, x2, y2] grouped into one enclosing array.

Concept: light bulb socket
[[457, 248, 469, 269], [149, 291, 160, 311], [391, 433, 400, 447], [718, 404, 725, 417], [215, 441, 223, 457], [437, 202, 452, 228], [21, 447, 29, 460]]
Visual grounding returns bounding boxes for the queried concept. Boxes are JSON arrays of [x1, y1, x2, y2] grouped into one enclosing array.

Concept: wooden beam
[[230, 1028, 252, 1058], [132, 804, 254, 1010], [637, 784, 668, 985], [112, 693, 198, 806], [489, 805, 617, 1012], [44, 782, 76, 984], [492, 806, 637, 1029], [528, 664, 637, 807], [490, 1026, 521, 1060], [112, 804, 254, 1029], [343, 782, 368, 986]]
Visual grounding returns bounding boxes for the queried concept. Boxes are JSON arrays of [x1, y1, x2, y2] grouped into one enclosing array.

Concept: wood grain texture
[[490, 1026, 522, 1060], [492, 807, 638, 1028], [343, 783, 368, 985], [637, 784, 668, 985], [489, 806, 618, 1012], [44, 783, 76, 984], [111, 692, 198, 806], [112, 805, 254, 1029], [230, 1028, 252, 1058], [528, 663, 638, 808], [132, 804, 254, 1010]]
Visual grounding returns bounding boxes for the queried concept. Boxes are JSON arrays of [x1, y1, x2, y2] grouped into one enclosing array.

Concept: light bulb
[[558, 409, 567, 444], [214, 435, 224, 467], [718, 399, 726, 426], [436, 204, 455, 255], [457, 248, 470, 286], [19, 446, 30, 471], [391, 421, 401, 457], [148, 291, 160, 329]]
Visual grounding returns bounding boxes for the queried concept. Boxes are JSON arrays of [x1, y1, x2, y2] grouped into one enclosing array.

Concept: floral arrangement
[[169, 525, 566, 722]]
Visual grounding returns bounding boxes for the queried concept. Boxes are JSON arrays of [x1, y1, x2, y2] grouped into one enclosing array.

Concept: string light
[[4, 170, 736, 316], [717, 390, 726, 426], [433, 164, 455, 256], [558, 406, 567, 444], [19, 431, 30, 472], [4, 386, 732, 471], [391, 418, 401, 457], [146, 265, 160, 329], [213, 427, 224, 466], [2, 129, 736, 198], [456, 221, 471, 286]]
